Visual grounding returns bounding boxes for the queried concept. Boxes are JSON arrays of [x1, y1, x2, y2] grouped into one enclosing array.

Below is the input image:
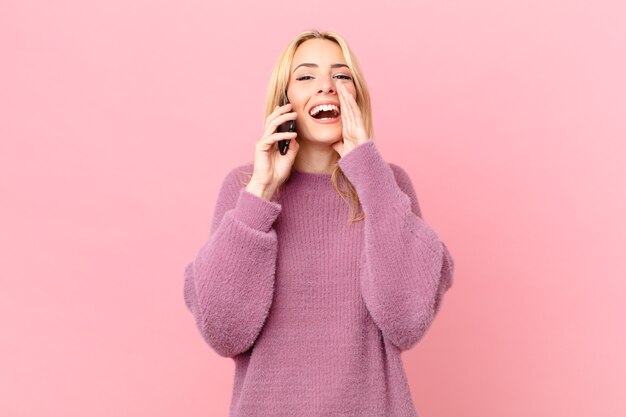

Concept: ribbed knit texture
[[183, 140, 454, 417]]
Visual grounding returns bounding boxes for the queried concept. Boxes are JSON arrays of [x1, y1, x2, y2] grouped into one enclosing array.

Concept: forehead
[[291, 39, 346, 69]]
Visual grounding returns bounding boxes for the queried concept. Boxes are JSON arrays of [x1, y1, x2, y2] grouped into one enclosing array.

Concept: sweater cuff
[[338, 141, 401, 204], [232, 188, 282, 233]]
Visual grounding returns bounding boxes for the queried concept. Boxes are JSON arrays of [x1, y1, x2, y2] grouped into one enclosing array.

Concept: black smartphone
[[276, 93, 296, 155]]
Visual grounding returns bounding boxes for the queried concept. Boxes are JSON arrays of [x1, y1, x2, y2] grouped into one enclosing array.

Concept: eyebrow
[[292, 63, 350, 73]]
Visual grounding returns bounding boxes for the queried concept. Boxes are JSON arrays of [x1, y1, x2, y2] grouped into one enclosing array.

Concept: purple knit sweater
[[183, 140, 454, 417]]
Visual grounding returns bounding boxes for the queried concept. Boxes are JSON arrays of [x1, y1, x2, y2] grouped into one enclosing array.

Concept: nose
[[317, 76, 336, 94]]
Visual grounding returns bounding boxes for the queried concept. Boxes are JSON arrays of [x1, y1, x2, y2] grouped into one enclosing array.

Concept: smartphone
[[276, 93, 296, 155]]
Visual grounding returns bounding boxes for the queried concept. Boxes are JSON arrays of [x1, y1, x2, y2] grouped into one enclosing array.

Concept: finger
[[260, 131, 297, 147], [341, 84, 356, 129], [339, 84, 355, 129], [286, 135, 300, 155], [345, 89, 365, 128], [265, 103, 292, 127], [337, 84, 349, 127], [341, 84, 363, 134], [264, 111, 297, 137]]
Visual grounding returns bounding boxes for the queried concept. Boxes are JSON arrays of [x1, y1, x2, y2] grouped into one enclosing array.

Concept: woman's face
[[287, 38, 358, 145]]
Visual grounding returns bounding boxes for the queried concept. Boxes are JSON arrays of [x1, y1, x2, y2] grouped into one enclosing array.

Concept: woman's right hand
[[247, 103, 299, 199]]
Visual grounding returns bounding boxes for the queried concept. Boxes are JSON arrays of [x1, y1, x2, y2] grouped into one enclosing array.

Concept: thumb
[[287, 137, 300, 156], [331, 139, 344, 156]]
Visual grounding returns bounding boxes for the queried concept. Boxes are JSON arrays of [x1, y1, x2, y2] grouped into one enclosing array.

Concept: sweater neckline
[[285, 167, 334, 191]]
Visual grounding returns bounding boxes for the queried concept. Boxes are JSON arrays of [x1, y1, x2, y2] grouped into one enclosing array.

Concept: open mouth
[[309, 104, 341, 121]]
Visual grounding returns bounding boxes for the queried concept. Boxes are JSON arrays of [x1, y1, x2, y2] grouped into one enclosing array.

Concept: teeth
[[309, 104, 340, 117]]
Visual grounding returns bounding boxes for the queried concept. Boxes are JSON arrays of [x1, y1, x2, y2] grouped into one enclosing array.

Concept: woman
[[183, 29, 455, 417]]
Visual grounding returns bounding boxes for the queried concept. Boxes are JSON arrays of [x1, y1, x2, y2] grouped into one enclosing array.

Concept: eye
[[295, 74, 353, 81]]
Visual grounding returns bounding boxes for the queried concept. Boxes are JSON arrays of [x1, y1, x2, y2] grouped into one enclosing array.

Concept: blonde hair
[[242, 28, 374, 224]]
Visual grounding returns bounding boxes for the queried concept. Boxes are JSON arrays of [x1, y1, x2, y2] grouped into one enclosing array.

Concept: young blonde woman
[[183, 29, 455, 417]]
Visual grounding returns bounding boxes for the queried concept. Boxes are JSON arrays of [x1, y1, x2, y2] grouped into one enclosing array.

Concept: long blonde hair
[[242, 29, 374, 224]]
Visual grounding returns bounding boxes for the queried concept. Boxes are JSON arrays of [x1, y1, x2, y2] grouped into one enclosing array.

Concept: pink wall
[[2, 0, 625, 416]]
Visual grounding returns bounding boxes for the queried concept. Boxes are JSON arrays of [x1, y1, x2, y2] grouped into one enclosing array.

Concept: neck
[[293, 139, 340, 174]]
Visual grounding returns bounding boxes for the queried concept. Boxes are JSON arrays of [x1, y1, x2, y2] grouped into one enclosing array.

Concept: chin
[[305, 126, 342, 143]]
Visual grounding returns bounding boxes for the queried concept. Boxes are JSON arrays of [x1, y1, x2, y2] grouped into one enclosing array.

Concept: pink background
[[1, 0, 625, 416]]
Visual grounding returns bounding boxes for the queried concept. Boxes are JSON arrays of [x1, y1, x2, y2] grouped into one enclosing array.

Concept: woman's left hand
[[332, 82, 371, 158]]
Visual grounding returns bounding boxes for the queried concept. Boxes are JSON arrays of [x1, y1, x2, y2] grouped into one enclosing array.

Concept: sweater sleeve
[[338, 141, 455, 351], [183, 166, 282, 358]]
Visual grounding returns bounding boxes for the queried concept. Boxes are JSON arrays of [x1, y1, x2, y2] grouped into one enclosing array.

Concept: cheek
[[289, 93, 307, 110]]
